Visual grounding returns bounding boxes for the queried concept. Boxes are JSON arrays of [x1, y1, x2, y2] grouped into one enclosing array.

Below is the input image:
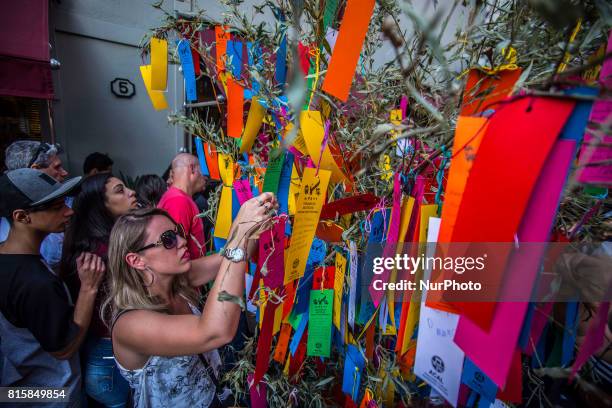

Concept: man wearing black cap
[[0, 168, 105, 406]]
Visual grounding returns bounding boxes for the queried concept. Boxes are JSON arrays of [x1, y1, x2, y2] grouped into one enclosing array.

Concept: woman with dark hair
[[61, 173, 138, 408], [135, 174, 167, 208]]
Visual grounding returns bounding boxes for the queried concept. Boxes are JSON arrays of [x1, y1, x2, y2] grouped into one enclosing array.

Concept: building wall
[[48, 0, 469, 177], [49, 0, 188, 178]]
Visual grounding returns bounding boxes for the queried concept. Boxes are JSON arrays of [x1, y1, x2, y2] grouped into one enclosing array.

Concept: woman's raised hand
[[229, 192, 278, 244]]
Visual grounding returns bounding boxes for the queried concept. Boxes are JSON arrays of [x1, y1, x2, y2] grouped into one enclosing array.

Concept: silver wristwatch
[[221, 247, 246, 263]]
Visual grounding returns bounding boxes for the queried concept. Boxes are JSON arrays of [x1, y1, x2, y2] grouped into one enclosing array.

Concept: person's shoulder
[[159, 189, 196, 211], [0, 254, 56, 297]]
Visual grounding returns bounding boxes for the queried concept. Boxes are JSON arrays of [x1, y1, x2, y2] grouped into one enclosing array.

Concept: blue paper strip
[[226, 40, 243, 79], [307, 238, 327, 266], [342, 345, 365, 402], [290, 312, 309, 356], [194, 137, 209, 176], [213, 236, 227, 252], [518, 302, 536, 349], [561, 301, 579, 367], [277, 151, 294, 215], [559, 86, 598, 144], [244, 42, 262, 100], [177, 40, 197, 102], [293, 265, 315, 316], [275, 33, 287, 86], [531, 323, 549, 369], [461, 358, 498, 402]]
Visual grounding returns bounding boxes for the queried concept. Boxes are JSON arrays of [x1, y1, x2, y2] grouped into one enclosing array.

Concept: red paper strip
[[460, 68, 522, 116], [365, 323, 375, 361], [320, 193, 380, 219], [298, 42, 311, 75], [282, 283, 297, 321], [316, 221, 344, 242], [312, 266, 335, 289], [227, 77, 244, 138], [288, 331, 307, 381], [321, 0, 375, 101], [496, 349, 522, 403], [448, 97, 575, 329], [253, 299, 280, 385]]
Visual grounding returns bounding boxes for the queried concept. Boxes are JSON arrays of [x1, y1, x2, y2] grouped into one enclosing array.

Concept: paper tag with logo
[[414, 306, 464, 407], [307, 289, 333, 357], [284, 168, 331, 284]]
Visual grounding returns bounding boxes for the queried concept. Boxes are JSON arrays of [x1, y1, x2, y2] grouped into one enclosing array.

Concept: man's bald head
[[169, 153, 207, 195], [172, 153, 198, 171]]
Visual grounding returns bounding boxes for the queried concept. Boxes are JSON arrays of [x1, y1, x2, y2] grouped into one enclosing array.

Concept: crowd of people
[[0, 140, 278, 407]]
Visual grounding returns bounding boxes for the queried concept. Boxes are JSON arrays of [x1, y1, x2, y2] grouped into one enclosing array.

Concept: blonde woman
[[103, 193, 277, 407]]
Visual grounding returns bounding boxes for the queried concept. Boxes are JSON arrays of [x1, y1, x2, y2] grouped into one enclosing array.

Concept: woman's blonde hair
[[101, 207, 199, 327]]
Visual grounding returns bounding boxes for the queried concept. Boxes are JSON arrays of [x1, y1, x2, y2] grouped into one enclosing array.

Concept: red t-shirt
[[157, 186, 205, 260]]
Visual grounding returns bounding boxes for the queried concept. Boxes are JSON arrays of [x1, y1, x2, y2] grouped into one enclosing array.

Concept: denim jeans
[[84, 337, 130, 408]]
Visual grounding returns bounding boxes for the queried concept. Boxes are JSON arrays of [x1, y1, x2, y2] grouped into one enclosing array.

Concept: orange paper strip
[[321, 0, 375, 102], [273, 323, 292, 364], [203, 143, 220, 180], [227, 77, 244, 138], [215, 25, 230, 73]]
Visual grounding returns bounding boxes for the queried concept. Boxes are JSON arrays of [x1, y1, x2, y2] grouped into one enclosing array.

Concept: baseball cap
[[0, 168, 81, 218]]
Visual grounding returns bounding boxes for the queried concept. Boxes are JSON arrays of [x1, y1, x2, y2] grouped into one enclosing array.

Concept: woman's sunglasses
[[135, 224, 186, 253]]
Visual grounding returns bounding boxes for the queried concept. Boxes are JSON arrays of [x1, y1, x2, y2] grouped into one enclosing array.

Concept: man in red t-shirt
[[158, 153, 208, 260]]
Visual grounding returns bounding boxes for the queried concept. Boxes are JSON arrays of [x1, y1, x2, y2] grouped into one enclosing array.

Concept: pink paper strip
[[259, 217, 285, 289], [234, 179, 253, 204], [571, 300, 611, 376], [248, 373, 267, 408], [453, 139, 576, 389], [369, 172, 402, 306], [577, 29, 612, 185], [523, 302, 554, 356]]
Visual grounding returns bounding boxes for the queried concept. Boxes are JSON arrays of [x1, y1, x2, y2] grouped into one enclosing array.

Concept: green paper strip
[[262, 149, 284, 193], [307, 289, 333, 357]]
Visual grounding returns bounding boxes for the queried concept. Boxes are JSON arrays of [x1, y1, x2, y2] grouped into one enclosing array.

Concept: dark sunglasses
[[135, 224, 186, 253], [27, 142, 53, 168]]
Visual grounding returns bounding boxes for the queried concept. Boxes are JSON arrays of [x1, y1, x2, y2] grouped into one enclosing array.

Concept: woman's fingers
[[76, 252, 84, 268]]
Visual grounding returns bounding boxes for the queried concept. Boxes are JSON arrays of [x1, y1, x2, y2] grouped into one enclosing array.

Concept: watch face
[[231, 248, 245, 262]]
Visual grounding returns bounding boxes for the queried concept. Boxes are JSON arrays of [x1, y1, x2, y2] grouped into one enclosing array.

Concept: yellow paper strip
[[284, 168, 331, 284], [240, 98, 266, 153], [300, 111, 345, 183], [213, 154, 234, 239], [400, 204, 438, 355], [333, 252, 347, 329], [288, 164, 299, 216], [139, 65, 168, 111], [386, 197, 415, 331], [150, 38, 168, 91]]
